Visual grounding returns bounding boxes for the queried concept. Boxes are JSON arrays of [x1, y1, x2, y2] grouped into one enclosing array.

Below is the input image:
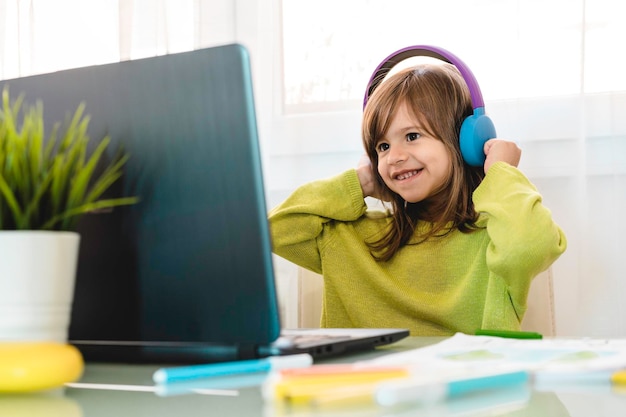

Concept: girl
[[268, 63, 567, 336]]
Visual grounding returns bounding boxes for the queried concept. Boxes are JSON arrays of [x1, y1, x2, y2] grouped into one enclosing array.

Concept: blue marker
[[153, 354, 313, 384], [375, 370, 529, 407]]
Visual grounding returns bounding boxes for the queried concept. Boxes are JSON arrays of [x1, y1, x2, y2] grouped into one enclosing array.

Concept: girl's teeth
[[398, 170, 418, 180]]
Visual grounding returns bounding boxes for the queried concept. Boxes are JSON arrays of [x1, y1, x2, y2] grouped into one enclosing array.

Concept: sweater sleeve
[[268, 169, 367, 273], [473, 162, 567, 304]]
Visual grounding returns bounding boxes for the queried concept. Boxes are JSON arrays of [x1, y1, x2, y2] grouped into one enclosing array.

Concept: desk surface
[[3, 337, 626, 417]]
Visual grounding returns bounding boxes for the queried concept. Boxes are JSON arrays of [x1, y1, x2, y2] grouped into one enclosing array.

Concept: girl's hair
[[362, 63, 485, 261]]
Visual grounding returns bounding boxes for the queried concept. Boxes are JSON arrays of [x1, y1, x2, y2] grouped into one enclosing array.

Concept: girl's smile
[[392, 168, 421, 181]]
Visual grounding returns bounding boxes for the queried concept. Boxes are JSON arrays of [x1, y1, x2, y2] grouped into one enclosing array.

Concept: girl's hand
[[357, 155, 393, 201], [483, 139, 522, 174], [356, 154, 377, 198]]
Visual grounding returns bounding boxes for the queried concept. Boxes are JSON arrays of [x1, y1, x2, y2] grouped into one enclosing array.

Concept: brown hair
[[362, 63, 485, 261]]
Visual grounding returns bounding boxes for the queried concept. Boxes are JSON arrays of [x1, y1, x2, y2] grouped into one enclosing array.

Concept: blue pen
[[375, 370, 529, 407], [153, 354, 313, 384]]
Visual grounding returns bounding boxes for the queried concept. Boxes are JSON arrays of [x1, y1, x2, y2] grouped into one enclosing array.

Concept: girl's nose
[[387, 146, 406, 165]]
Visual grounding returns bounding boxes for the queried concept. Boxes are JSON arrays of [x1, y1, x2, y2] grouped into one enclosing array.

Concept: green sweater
[[268, 162, 567, 336]]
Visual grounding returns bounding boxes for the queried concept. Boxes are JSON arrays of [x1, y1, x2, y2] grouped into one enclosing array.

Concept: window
[[0, 0, 196, 81], [281, 0, 626, 113]]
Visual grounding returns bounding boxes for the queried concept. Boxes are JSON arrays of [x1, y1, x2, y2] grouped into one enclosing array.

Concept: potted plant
[[0, 87, 138, 342]]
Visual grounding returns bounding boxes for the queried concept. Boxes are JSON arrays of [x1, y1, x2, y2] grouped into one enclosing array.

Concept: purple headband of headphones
[[363, 45, 485, 110]]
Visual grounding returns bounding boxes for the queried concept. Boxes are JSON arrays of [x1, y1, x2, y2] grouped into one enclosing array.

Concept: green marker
[[475, 329, 543, 339]]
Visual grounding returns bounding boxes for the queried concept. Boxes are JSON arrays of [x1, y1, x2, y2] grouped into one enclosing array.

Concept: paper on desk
[[365, 333, 626, 383]]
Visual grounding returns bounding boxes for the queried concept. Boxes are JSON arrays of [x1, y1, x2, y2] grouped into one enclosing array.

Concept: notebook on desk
[[0, 44, 408, 363]]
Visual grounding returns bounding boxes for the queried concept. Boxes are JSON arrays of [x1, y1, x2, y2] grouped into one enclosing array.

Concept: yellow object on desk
[[265, 364, 412, 406], [611, 370, 626, 385], [0, 342, 84, 393]]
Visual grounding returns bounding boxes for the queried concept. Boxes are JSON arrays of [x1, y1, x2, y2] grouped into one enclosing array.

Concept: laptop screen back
[[0, 44, 281, 354]]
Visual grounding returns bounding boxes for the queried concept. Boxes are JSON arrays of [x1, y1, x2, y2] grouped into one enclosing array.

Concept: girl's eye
[[377, 143, 389, 152], [407, 132, 421, 141]]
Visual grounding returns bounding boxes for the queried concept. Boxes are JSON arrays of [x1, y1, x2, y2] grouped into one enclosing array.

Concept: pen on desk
[[277, 363, 412, 379], [263, 364, 414, 405], [375, 370, 530, 407], [475, 329, 543, 339], [265, 364, 529, 408], [153, 353, 312, 384], [155, 373, 268, 397]]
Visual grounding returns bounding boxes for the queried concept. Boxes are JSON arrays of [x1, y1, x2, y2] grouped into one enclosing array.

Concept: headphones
[[363, 45, 495, 167]]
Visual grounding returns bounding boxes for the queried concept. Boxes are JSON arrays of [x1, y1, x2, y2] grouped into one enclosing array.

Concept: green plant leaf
[[41, 196, 139, 230], [67, 136, 109, 210], [0, 173, 24, 226], [83, 152, 130, 204], [0, 87, 138, 231]]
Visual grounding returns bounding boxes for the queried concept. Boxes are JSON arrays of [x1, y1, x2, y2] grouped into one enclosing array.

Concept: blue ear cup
[[364, 45, 495, 167], [459, 107, 495, 167]]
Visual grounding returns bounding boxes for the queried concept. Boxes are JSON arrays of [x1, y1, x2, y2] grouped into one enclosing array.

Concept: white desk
[[5, 337, 626, 417]]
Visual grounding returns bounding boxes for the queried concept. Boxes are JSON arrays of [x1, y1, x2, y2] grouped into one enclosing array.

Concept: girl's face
[[375, 102, 451, 204]]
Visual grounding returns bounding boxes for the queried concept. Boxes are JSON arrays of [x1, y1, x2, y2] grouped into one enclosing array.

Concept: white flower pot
[[0, 231, 80, 342]]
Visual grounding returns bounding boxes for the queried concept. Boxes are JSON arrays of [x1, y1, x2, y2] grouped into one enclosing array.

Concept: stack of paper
[[367, 333, 626, 387]]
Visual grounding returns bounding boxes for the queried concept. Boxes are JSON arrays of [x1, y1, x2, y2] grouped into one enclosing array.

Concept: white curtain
[[0, 0, 236, 80], [1, 0, 624, 338]]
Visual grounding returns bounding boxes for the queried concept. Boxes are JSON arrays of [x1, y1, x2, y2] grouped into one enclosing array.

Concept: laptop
[[0, 44, 408, 364]]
